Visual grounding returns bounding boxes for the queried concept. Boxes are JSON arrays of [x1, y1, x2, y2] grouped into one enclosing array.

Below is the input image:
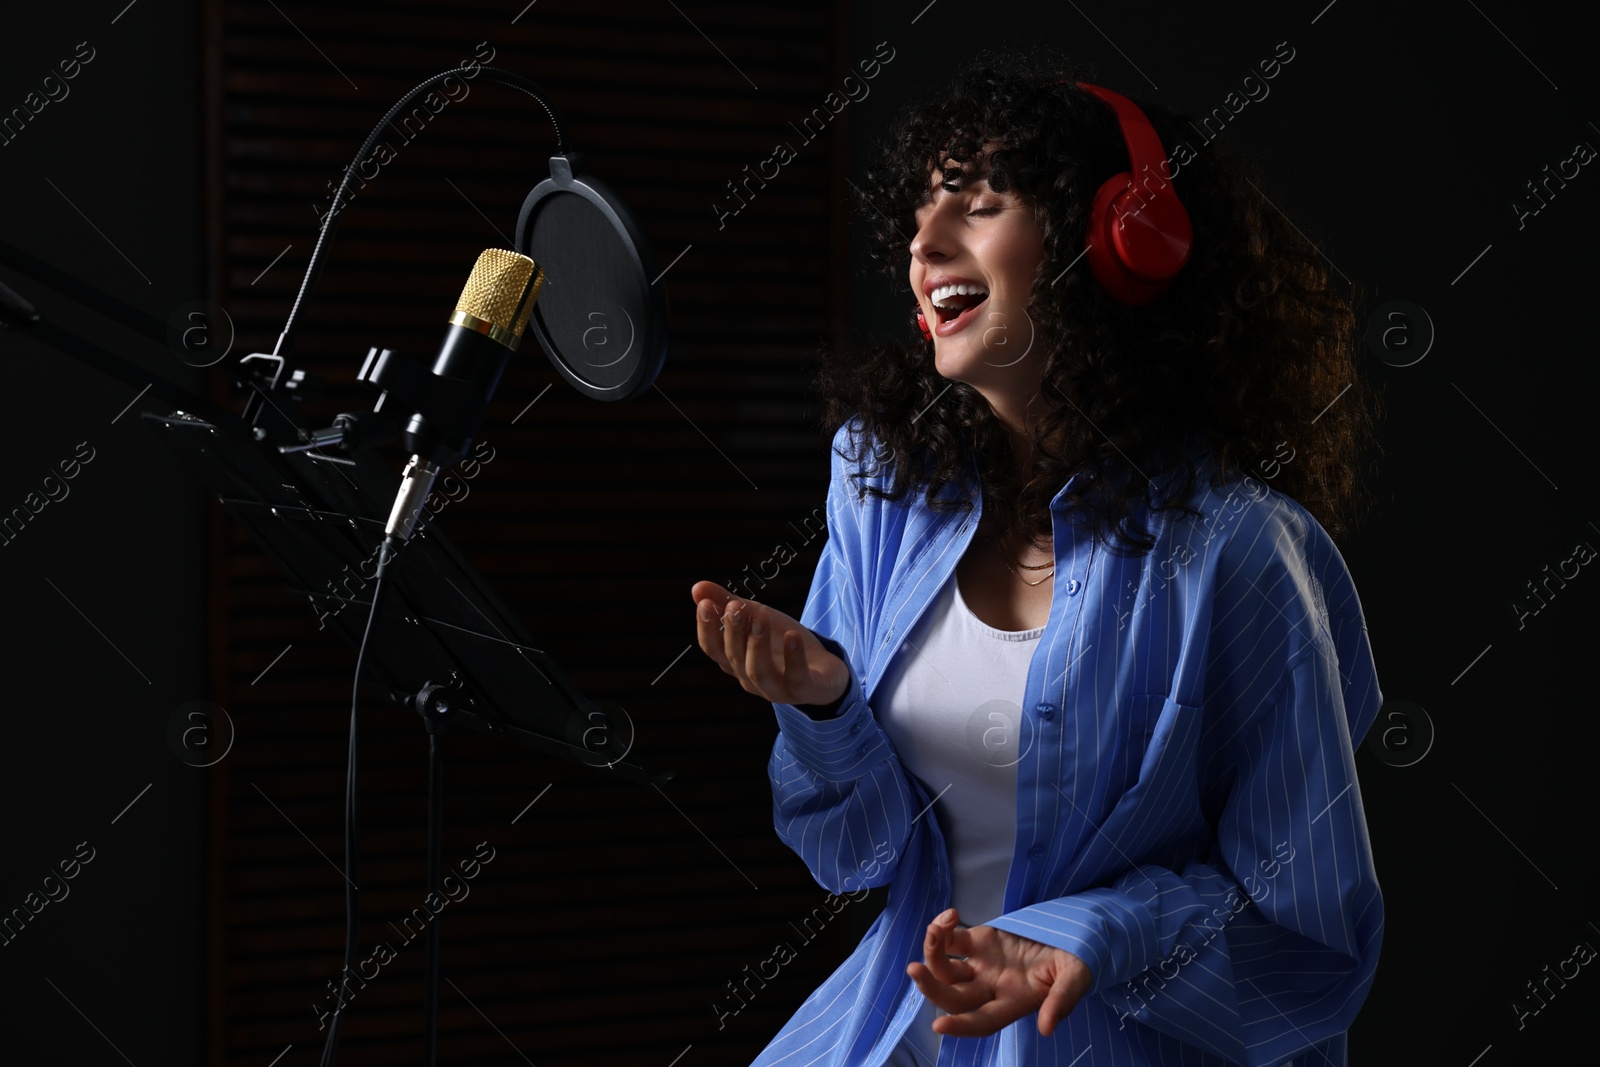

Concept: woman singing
[[692, 48, 1385, 1066]]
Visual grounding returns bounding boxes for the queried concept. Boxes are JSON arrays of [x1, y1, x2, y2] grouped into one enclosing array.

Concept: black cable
[[425, 730, 444, 1066], [284, 68, 561, 1065], [272, 66, 565, 363], [318, 534, 399, 1067]]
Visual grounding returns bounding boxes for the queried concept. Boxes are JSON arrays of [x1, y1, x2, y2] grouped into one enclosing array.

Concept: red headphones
[[913, 80, 1192, 338], [1074, 81, 1193, 305]]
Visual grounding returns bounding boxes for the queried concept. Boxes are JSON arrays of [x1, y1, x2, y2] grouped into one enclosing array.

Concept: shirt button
[[1029, 845, 1046, 861], [1036, 704, 1055, 722], [855, 743, 868, 758], [849, 722, 862, 736], [1065, 579, 1082, 595]]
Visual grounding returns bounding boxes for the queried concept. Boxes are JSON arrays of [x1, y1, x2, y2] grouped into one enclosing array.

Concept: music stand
[[145, 405, 667, 1060]]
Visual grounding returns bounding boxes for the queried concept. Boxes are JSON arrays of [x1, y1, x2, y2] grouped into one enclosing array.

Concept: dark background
[[1, 0, 1595, 1063]]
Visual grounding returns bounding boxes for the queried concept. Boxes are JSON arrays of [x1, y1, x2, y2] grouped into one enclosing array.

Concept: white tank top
[[874, 571, 1044, 1066]]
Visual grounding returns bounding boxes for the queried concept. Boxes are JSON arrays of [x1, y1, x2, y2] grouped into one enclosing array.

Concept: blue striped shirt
[[754, 422, 1383, 1067]]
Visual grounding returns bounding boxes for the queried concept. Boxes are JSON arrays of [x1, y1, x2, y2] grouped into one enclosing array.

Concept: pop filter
[[515, 155, 668, 402]]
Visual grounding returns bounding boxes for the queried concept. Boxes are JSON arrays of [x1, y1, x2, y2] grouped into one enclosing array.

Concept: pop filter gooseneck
[[260, 66, 565, 384]]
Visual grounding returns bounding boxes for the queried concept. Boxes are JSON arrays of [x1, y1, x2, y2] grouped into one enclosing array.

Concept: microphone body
[[385, 249, 543, 543]]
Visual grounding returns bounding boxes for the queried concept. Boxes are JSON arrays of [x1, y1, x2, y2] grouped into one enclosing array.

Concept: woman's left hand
[[906, 907, 1093, 1038]]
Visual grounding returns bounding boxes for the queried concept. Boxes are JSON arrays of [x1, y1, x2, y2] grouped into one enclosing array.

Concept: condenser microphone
[[385, 248, 543, 544]]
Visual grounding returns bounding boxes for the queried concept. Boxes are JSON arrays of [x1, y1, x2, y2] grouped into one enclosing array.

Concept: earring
[[914, 308, 932, 341]]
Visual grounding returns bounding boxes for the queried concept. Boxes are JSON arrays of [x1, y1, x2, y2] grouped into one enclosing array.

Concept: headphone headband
[[1074, 82, 1171, 190]]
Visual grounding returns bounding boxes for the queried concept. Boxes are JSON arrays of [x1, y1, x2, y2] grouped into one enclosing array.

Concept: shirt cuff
[[771, 637, 896, 782], [986, 887, 1159, 995]]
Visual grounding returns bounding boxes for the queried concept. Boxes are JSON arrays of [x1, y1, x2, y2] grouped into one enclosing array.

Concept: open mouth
[[930, 282, 989, 336]]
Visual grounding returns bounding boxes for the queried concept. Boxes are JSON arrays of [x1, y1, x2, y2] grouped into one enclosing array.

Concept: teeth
[[931, 282, 989, 306]]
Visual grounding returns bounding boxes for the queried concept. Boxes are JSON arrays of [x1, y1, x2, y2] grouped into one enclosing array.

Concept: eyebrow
[[915, 174, 996, 208]]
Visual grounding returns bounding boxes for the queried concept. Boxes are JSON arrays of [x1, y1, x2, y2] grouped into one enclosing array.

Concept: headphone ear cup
[[1072, 81, 1194, 305], [1084, 171, 1194, 305], [1084, 172, 1152, 305]]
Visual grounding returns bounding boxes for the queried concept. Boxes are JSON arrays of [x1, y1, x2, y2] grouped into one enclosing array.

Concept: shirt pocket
[[1128, 691, 1204, 789], [1114, 692, 1167, 788]]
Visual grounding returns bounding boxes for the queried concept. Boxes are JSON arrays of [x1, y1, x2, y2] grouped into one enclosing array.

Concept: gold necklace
[[998, 531, 1054, 587], [1004, 558, 1055, 587]]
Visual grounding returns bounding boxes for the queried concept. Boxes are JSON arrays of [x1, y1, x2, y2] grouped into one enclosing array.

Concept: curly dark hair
[[816, 45, 1384, 555]]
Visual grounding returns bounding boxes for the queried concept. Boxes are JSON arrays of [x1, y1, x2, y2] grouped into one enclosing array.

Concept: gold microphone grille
[[454, 248, 544, 346]]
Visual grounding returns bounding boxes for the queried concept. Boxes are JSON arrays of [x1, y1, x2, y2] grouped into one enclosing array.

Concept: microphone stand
[[1, 227, 669, 1067], [9, 59, 669, 1065]]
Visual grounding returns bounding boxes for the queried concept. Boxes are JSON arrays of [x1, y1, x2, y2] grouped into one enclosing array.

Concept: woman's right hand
[[691, 580, 850, 708]]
